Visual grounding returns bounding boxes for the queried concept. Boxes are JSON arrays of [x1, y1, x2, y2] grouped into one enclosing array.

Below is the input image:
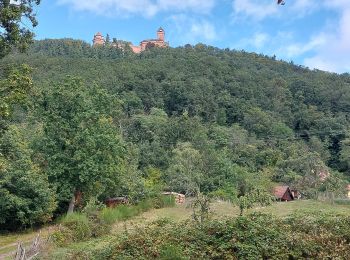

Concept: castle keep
[[92, 32, 105, 45], [92, 28, 168, 53]]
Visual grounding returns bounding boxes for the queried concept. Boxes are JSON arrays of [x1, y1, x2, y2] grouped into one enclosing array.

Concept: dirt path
[[0, 226, 54, 260], [0, 239, 32, 259]]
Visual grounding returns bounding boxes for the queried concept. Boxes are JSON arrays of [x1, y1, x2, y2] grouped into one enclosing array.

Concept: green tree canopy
[[0, 0, 40, 58], [37, 77, 127, 213], [165, 142, 203, 195], [0, 126, 56, 230]]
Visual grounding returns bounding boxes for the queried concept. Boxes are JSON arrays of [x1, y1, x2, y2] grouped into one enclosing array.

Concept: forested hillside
[[1, 39, 350, 230]]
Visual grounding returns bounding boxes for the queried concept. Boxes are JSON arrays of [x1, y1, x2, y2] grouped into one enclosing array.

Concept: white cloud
[[157, 0, 215, 14], [231, 0, 350, 73], [252, 33, 269, 48], [231, 0, 324, 22], [323, 0, 350, 9], [232, 32, 271, 50], [303, 3, 350, 72], [169, 14, 218, 44], [58, 0, 216, 17], [232, 0, 279, 21], [289, 0, 321, 17], [190, 21, 217, 41], [284, 34, 326, 58]]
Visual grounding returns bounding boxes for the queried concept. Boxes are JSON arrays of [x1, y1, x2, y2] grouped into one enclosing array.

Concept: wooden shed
[[273, 186, 294, 201], [105, 197, 129, 208], [162, 192, 186, 204]]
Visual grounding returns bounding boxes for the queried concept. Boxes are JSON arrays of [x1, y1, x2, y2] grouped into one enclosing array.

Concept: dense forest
[[1, 39, 350, 230]]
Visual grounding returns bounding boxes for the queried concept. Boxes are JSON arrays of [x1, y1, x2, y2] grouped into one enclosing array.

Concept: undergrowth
[[52, 212, 350, 259], [52, 195, 175, 246]]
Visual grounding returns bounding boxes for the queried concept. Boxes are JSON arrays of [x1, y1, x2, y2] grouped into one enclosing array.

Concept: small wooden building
[[105, 197, 129, 208], [273, 186, 294, 201]]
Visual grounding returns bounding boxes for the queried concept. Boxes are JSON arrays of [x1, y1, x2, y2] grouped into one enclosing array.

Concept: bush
[[99, 205, 138, 225], [152, 195, 176, 209], [99, 199, 158, 225], [136, 199, 154, 212], [159, 244, 188, 260], [55, 213, 91, 245], [53, 197, 176, 247], [208, 186, 238, 202], [66, 213, 350, 259], [82, 198, 105, 216]]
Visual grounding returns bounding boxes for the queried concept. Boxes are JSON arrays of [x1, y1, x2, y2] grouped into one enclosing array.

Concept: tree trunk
[[67, 194, 76, 214]]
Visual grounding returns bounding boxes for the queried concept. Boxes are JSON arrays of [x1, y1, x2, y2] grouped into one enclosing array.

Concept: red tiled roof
[[273, 186, 290, 199]]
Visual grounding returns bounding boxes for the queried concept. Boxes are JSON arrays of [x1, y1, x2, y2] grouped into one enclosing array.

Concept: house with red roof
[[273, 186, 294, 201]]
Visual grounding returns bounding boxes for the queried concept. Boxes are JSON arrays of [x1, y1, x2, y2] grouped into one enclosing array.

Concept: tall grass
[[59, 213, 92, 241], [158, 195, 176, 208], [99, 205, 140, 225], [99, 196, 175, 225], [334, 199, 350, 206], [53, 195, 176, 246]]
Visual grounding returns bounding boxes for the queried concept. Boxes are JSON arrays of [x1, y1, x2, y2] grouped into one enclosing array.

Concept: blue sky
[[33, 0, 350, 73]]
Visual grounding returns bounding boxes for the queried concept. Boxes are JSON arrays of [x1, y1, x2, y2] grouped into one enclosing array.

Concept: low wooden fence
[[14, 229, 52, 260]]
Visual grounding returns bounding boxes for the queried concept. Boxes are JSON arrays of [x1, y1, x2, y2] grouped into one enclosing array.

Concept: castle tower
[[93, 32, 105, 46], [157, 27, 165, 42]]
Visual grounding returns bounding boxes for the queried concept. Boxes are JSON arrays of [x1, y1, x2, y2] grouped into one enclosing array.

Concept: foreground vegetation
[[1, 199, 349, 259], [0, 196, 175, 258], [83, 214, 350, 259], [43, 200, 350, 259]]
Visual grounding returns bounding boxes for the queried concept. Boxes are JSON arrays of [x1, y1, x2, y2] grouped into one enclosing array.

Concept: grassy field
[[257, 199, 350, 216], [116, 199, 350, 226], [0, 227, 53, 259], [1, 199, 349, 259]]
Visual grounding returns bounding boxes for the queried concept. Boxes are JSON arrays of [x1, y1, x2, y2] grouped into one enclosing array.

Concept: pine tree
[[105, 34, 111, 46]]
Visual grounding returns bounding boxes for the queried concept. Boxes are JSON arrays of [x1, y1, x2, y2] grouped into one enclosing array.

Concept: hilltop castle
[[92, 32, 105, 46], [92, 27, 168, 53]]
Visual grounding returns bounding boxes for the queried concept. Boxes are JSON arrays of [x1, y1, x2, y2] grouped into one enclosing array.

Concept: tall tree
[[166, 142, 203, 195], [0, 0, 40, 58], [37, 77, 126, 213], [0, 64, 33, 131], [105, 33, 110, 46], [0, 126, 56, 230]]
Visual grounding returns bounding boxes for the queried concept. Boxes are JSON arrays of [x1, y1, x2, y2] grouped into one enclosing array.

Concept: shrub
[[136, 199, 153, 212], [98, 197, 171, 225], [82, 197, 105, 216], [159, 244, 188, 260], [67, 213, 350, 259], [152, 195, 176, 209], [59, 213, 91, 242], [53, 198, 176, 247], [208, 186, 238, 202], [99, 208, 119, 225]]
